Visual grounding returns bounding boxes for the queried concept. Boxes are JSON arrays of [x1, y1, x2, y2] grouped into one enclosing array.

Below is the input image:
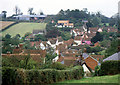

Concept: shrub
[[50, 62, 66, 70], [2, 66, 84, 84], [99, 60, 120, 76]]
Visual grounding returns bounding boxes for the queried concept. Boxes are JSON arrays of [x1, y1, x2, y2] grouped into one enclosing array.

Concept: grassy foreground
[[53, 74, 120, 84], [2, 22, 46, 37]]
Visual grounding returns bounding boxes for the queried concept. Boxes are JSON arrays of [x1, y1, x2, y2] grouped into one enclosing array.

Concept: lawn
[[2, 22, 47, 37], [53, 74, 120, 85]]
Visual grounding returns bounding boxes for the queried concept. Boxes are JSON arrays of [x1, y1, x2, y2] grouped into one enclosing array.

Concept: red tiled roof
[[85, 56, 98, 70], [89, 27, 98, 32], [64, 39, 74, 46]]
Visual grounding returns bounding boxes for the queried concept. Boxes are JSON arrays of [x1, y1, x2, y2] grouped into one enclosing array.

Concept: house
[[82, 33, 92, 45], [107, 27, 118, 32], [40, 41, 47, 50], [98, 28, 103, 32], [103, 52, 120, 62], [33, 29, 46, 35], [47, 37, 63, 49], [71, 28, 84, 36], [13, 14, 47, 21], [64, 39, 74, 47], [90, 55, 104, 62], [57, 50, 79, 66], [84, 56, 98, 71], [56, 20, 74, 28], [74, 35, 82, 45], [82, 62, 91, 77], [94, 42, 101, 47], [25, 34, 34, 40], [30, 41, 41, 49], [89, 27, 98, 34]]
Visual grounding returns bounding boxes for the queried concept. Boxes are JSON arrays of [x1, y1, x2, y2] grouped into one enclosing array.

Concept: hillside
[[2, 22, 47, 37], [0, 21, 15, 30], [54, 74, 119, 84]]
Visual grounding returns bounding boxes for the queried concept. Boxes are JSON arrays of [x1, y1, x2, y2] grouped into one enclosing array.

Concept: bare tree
[[15, 6, 19, 15], [28, 8, 33, 15]]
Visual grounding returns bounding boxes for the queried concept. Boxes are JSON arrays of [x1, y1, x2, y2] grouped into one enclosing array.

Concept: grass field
[[0, 21, 15, 30], [2, 22, 47, 37], [53, 74, 120, 84]]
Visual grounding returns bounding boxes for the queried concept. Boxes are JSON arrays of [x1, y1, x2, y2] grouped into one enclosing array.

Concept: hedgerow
[[2, 66, 84, 85]]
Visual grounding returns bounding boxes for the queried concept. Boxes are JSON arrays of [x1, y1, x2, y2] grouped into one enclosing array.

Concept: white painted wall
[[82, 64, 90, 73]]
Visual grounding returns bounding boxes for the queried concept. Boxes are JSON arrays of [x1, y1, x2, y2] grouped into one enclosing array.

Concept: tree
[[46, 27, 61, 38], [61, 32, 71, 41], [28, 8, 33, 15], [5, 34, 11, 39], [40, 11, 44, 15], [34, 34, 47, 41], [14, 6, 19, 15], [91, 32, 103, 43]]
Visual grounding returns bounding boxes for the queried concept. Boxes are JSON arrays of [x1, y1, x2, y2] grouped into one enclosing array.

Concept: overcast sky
[[0, 0, 119, 17]]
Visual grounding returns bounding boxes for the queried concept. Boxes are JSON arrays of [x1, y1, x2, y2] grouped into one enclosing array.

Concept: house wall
[[82, 64, 90, 73], [40, 43, 46, 50], [74, 40, 82, 45]]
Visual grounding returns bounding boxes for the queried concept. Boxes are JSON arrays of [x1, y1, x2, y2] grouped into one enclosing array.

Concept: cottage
[[84, 56, 98, 71]]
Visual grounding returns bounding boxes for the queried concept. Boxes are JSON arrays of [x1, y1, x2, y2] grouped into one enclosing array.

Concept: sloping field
[[0, 21, 15, 30], [55, 74, 119, 84], [2, 22, 47, 37]]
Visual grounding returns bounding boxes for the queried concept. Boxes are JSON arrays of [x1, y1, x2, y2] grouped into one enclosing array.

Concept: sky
[[0, 0, 119, 17]]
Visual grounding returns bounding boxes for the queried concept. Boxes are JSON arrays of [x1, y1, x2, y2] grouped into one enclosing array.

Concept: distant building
[[56, 20, 74, 28], [13, 15, 47, 21], [33, 29, 46, 35], [0, 13, 4, 19]]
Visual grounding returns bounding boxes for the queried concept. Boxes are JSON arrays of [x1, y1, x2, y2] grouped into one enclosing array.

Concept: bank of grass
[[2, 22, 46, 37], [54, 74, 119, 84]]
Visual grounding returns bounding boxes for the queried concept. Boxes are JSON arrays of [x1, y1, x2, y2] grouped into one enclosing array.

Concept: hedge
[[2, 66, 84, 85], [99, 60, 120, 76]]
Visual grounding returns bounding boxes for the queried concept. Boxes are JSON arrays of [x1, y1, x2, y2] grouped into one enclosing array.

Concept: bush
[[99, 60, 120, 76], [50, 62, 66, 70], [2, 66, 84, 84]]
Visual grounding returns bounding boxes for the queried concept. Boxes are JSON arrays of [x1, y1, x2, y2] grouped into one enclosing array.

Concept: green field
[[53, 74, 119, 84], [2, 22, 47, 37]]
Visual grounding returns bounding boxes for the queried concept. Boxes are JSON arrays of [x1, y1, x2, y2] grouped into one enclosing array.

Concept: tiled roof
[[103, 52, 120, 62], [85, 56, 98, 70], [64, 39, 74, 46], [90, 55, 104, 61], [89, 27, 98, 32], [49, 38, 57, 44], [56, 44, 67, 53], [58, 20, 69, 23], [33, 29, 45, 34], [82, 53, 89, 59]]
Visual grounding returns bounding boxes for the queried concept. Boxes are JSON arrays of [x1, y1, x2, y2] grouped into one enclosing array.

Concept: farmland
[[0, 21, 15, 30], [2, 22, 47, 37]]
